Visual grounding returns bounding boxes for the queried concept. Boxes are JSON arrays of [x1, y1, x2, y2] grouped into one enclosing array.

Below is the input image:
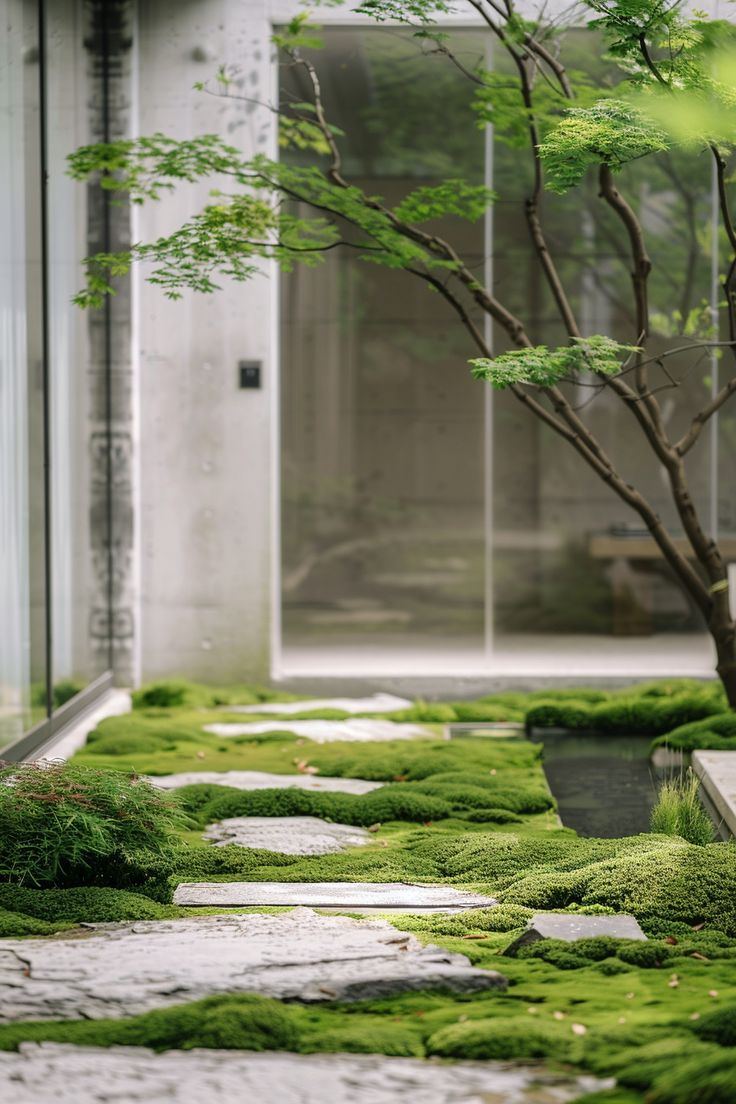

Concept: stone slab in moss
[[148, 771, 382, 795], [173, 882, 499, 912], [0, 1044, 613, 1104], [0, 909, 505, 1022], [223, 694, 413, 715], [203, 817, 371, 855], [503, 912, 647, 955], [202, 720, 431, 742]]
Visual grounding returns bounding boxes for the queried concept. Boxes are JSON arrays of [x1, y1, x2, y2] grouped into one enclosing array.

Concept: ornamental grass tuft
[[650, 771, 715, 846]]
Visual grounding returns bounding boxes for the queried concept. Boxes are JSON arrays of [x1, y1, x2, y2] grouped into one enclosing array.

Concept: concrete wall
[[135, 0, 280, 682]]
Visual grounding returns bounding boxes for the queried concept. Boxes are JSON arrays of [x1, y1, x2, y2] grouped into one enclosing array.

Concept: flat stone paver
[[0, 909, 505, 1022], [225, 694, 413, 715], [0, 1044, 614, 1104], [174, 882, 498, 912], [504, 912, 646, 955], [203, 720, 431, 743], [148, 771, 382, 795], [203, 816, 371, 855], [692, 750, 736, 837]]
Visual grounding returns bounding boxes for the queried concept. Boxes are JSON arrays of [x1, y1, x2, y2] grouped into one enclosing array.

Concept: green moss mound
[[527, 681, 724, 736], [181, 783, 452, 828], [131, 680, 297, 711], [692, 1005, 736, 1047], [311, 1023, 424, 1057], [0, 907, 69, 937], [653, 711, 736, 753], [0, 994, 299, 1053], [416, 832, 736, 934], [646, 1048, 736, 1103], [427, 1018, 571, 1061], [0, 884, 183, 925]]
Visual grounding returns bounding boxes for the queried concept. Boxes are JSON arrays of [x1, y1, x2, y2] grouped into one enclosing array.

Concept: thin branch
[[676, 374, 736, 455]]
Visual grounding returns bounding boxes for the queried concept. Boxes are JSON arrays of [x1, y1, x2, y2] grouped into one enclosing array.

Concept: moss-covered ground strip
[[2, 677, 736, 1101]]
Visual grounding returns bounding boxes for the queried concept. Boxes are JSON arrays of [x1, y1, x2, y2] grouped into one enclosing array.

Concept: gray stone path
[[203, 719, 431, 742], [225, 694, 413, 715], [174, 882, 498, 912], [203, 816, 371, 855], [692, 749, 736, 837], [0, 910, 505, 1022], [0, 1044, 614, 1104], [148, 770, 382, 794]]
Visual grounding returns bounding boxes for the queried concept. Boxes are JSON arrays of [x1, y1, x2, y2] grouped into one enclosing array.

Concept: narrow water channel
[[529, 730, 667, 837]]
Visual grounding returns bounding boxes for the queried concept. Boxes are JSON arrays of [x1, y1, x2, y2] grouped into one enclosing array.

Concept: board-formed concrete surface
[[203, 720, 432, 742], [692, 750, 736, 837], [504, 912, 647, 955], [203, 816, 371, 855], [0, 909, 505, 1022], [148, 770, 382, 795], [0, 1044, 615, 1104], [224, 694, 413, 715], [174, 882, 499, 912]]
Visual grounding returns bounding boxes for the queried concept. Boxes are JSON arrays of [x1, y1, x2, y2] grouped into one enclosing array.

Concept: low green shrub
[[0, 884, 182, 924], [691, 1005, 736, 1047], [650, 771, 715, 845], [0, 763, 182, 890], [427, 1018, 571, 1061], [32, 680, 84, 709]]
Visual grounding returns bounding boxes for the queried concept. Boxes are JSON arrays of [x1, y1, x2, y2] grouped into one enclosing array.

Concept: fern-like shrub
[[0, 762, 183, 889]]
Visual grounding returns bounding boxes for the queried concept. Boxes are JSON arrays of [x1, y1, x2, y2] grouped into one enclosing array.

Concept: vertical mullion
[[37, 0, 53, 717], [483, 32, 494, 660], [710, 155, 720, 543]]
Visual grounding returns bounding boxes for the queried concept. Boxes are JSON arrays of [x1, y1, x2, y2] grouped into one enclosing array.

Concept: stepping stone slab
[[504, 912, 647, 955], [148, 771, 382, 795], [692, 749, 736, 837], [0, 909, 505, 1022], [225, 693, 413, 715], [203, 719, 431, 742], [174, 882, 498, 912], [203, 816, 371, 855], [0, 1044, 614, 1104]]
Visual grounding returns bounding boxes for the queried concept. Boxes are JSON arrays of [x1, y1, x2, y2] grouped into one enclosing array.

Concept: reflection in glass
[[280, 30, 487, 661], [279, 25, 717, 672], [0, 0, 47, 745]]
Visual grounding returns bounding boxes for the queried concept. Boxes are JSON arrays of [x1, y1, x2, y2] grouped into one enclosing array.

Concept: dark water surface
[[529, 730, 667, 837]]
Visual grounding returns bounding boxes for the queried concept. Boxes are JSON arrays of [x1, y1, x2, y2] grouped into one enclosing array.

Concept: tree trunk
[[711, 614, 736, 708]]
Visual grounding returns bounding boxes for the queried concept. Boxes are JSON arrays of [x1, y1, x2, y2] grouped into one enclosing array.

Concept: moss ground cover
[[2, 677, 735, 1100]]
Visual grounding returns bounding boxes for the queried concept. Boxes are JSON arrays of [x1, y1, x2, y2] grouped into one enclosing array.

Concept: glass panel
[[280, 29, 487, 667], [0, 0, 47, 747], [491, 30, 713, 670]]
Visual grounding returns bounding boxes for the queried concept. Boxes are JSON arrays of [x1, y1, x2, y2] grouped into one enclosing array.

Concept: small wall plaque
[[239, 360, 262, 389]]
